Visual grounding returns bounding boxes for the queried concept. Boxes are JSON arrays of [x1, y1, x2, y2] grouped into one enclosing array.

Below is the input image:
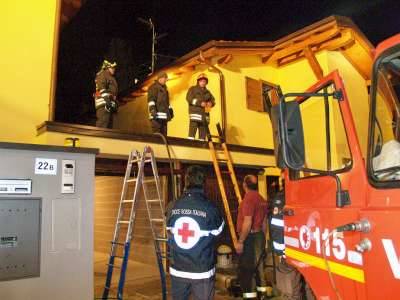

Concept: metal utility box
[[0, 198, 41, 281], [0, 142, 98, 300]]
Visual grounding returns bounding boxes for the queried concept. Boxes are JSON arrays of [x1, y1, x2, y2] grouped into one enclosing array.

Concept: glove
[[105, 100, 118, 113], [169, 107, 174, 120]]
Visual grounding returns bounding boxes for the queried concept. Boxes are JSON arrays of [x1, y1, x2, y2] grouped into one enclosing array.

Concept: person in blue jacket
[[167, 165, 224, 300]]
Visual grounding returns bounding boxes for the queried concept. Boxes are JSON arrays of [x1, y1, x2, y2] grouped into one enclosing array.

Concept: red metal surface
[[374, 34, 400, 60], [284, 71, 368, 299], [283, 35, 400, 298]]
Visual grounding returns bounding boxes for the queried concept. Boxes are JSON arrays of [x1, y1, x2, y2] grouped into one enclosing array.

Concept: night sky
[[55, 0, 400, 124]]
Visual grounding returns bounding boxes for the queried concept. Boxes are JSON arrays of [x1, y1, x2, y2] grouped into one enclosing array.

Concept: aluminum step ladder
[[207, 123, 243, 246], [100, 146, 168, 300]]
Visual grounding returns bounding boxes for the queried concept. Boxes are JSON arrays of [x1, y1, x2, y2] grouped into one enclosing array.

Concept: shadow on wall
[[226, 125, 244, 145], [113, 98, 152, 134]]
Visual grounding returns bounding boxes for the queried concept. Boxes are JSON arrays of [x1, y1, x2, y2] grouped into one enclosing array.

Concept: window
[[370, 53, 400, 182], [295, 84, 352, 178], [245, 77, 281, 113]]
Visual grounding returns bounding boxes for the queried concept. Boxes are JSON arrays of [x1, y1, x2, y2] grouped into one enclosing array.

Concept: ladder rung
[[118, 221, 130, 224], [156, 237, 168, 242], [151, 218, 164, 223], [129, 158, 152, 164], [217, 158, 228, 162], [221, 170, 231, 174], [113, 255, 125, 259], [126, 178, 156, 183], [122, 200, 134, 203], [106, 263, 121, 269], [146, 199, 161, 203], [111, 241, 125, 246]]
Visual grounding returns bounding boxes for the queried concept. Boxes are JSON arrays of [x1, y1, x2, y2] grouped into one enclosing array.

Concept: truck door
[[281, 71, 368, 299], [363, 48, 400, 299]]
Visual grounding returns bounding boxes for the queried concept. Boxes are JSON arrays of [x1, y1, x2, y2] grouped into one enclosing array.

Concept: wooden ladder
[[207, 123, 242, 246]]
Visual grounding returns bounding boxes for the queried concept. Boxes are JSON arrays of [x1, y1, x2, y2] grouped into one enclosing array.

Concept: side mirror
[[271, 101, 305, 169]]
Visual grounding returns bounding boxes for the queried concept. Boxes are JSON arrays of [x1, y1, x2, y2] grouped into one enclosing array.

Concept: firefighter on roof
[[235, 175, 269, 299], [94, 60, 118, 128], [166, 166, 224, 299], [186, 73, 215, 141], [147, 72, 174, 135]]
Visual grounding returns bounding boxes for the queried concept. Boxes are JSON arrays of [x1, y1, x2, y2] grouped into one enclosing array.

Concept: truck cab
[[273, 34, 400, 299]]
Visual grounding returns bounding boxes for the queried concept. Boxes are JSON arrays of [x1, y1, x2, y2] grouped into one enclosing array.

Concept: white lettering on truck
[[382, 239, 400, 279], [288, 226, 400, 280]]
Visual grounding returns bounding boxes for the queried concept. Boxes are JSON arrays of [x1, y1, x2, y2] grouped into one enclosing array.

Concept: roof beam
[[217, 54, 233, 64], [265, 26, 340, 65], [303, 46, 324, 80]]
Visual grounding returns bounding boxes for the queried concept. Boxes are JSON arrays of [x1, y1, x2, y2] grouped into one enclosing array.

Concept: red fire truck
[[272, 34, 400, 299]]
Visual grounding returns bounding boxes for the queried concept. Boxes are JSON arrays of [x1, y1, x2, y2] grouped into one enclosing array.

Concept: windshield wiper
[[374, 165, 400, 178]]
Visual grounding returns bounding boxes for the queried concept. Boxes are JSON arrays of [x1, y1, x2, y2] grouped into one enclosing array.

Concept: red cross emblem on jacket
[[178, 222, 195, 243], [172, 217, 201, 250]]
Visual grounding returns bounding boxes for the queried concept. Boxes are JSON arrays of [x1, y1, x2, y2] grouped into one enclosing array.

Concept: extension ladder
[[207, 123, 242, 246], [101, 146, 167, 300]]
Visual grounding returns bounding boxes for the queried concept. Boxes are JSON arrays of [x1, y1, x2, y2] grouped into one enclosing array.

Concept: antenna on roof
[[137, 17, 168, 74]]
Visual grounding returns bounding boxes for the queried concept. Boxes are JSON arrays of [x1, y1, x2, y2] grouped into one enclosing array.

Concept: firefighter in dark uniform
[[235, 175, 269, 299], [167, 166, 224, 300], [270, 185, 315, 300], [147, 72, 174, 135], [186, 73, 215, 141], [94, 60, 118, 128]]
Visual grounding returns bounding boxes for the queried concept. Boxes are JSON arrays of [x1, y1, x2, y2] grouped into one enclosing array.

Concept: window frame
[[290, 81, 354, 180], [367, 44, 400, 189]]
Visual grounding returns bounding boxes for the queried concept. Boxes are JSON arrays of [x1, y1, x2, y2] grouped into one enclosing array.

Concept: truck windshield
[[371, 54, 400, 181]]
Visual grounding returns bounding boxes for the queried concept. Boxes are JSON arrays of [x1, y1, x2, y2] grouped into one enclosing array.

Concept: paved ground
[[94, 252, 281, 299]]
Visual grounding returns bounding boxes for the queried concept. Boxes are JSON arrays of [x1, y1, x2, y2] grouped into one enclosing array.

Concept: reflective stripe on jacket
[[166, 188, 224, 279], [147, 81, 172, 120], [186, 85, 215, 122]]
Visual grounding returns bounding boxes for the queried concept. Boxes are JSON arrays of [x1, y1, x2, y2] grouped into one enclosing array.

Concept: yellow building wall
[[118, 52, 333, 153], [326, 51, 370, 158], [91, 49, 369, 167], [219, 55, 277, 148], [276, 52, 329, 92], [1, 1, 59, 143]]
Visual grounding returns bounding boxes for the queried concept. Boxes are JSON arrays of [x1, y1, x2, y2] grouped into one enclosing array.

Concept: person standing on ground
[[167, 166, 224, 300], [235, 175, 269, 299], [147, 72, 174, 135]]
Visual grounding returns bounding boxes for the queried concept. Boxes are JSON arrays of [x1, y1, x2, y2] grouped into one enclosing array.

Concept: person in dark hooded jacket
[[147, 72, 174, 135], [186, 73, 215, 140]]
